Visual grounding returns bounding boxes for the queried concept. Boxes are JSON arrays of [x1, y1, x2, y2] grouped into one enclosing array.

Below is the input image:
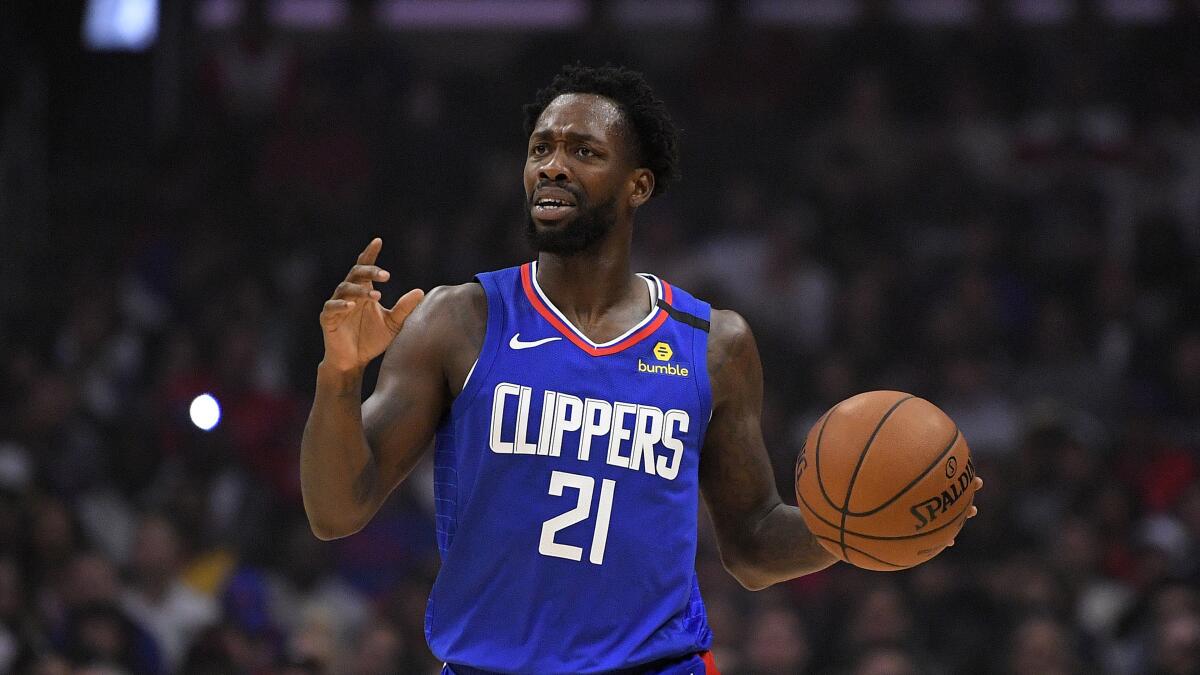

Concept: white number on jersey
[[538, 471, 617, 565]]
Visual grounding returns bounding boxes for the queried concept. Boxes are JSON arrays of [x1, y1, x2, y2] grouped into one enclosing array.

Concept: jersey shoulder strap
[[653, 278, 713, 434], [655, 280, 711, 332]]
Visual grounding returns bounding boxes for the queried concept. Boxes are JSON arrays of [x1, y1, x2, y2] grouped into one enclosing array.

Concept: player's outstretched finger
[[973, 477, 984, 492], [384, 288, 426, 331], [333, 281, 382, 302], [324, 298, 357, 310], [966, 505, 978, 519], [356, 237, 383, 266], [346, 264, 390, 284]]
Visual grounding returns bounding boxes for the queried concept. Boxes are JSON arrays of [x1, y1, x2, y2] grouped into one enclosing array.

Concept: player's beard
[[525, 194, 618, 256]]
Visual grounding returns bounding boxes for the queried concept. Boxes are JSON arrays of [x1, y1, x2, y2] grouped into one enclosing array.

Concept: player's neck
[[535, 236, 644, 322]]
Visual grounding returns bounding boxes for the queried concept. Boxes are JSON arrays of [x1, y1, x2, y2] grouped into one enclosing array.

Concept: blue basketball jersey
[[426, 262, 715, 674]]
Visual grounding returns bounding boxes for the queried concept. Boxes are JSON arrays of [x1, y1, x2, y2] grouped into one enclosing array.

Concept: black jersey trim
[[656, 298, 711, 332]]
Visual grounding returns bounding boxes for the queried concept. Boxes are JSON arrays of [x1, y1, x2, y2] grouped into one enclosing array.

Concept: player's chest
[[477, 337, 704, 481], [487, 331, 702, 414]]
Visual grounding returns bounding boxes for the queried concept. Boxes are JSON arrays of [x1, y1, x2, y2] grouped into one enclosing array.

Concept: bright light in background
[[189, 394, 221, 431], [84, 0, 159, 51]]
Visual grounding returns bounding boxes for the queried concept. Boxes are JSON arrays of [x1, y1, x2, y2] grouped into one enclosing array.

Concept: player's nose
[[537, 146, 571, 183]]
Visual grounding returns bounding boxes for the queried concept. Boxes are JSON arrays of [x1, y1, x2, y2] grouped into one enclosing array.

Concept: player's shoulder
[[421, 282, 487, 315], [401, 281, 487, 342], [705, 309, 760, 406], [707, 308, 755, 356]]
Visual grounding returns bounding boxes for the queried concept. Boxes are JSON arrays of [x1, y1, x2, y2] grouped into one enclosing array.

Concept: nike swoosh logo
[[509, 333, 562, 350]]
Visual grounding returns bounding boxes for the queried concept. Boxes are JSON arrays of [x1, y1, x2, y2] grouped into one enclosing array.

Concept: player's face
[[524, 93, 639, 255]]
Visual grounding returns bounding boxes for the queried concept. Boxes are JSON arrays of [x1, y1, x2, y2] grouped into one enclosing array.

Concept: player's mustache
[[529, 181, 585, 206]]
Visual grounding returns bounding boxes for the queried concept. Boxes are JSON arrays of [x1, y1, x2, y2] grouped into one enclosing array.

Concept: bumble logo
[[653, 342, 673, 361], [639, 342, 688, 377]]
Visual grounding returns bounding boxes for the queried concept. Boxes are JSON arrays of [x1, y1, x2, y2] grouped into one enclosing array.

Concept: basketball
[[794, 391, 976, 571]]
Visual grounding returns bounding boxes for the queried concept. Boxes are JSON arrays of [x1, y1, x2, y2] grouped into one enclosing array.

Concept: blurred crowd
[[3, 1, 1200, 673]]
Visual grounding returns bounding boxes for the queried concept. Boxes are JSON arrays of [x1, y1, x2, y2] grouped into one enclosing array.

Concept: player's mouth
[[531, 188, 579, 222]]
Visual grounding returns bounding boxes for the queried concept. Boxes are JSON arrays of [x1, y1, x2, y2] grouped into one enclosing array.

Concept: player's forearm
[[727, 503, 837, 590], [300, 362, 383, 540]]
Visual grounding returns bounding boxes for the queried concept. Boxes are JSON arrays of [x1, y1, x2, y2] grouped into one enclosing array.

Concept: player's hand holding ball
[[319, 238, 426, 373], [794, 391, 983, 571]]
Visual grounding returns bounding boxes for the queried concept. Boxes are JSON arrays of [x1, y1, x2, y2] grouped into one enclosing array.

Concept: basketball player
[[301, 65, 980, 675]]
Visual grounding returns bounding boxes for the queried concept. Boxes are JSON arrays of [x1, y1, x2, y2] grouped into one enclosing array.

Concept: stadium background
[[2, 0, 1200, 673]]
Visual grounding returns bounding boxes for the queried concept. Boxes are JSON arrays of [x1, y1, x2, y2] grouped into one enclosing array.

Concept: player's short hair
[[523, 64, 681, 197]]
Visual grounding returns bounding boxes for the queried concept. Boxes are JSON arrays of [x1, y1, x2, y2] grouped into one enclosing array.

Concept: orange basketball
[[794, 390, 976, 571]]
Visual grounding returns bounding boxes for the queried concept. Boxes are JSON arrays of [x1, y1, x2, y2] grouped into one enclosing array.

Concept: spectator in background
[[1006, 615, 1084, 675], [121, 515, 217, 671], [255, 75, 373, 220], [1111, 582, 1200, 673], [850, 646, 923, 675], [0, 557, 33, 672], [1149, 610, 1200, 675], [845, 585, 916, 657], [1175, 483, 1200, 582], [740, 604, 812, 674], [28, 653, 73, 675], [938, 354, 1020, 459], [17, 549, 158, 672], [219, 568, 285, 671], [267, 520, 367, 652], [342, 622, 405, 675], [908, 558, 996, 673], [62, 601, 162, 674], [28, 498, 82, 594], [178, 622, 255, 675], [199, 0, 298, 143], [61, 552, 122, 611], [1167, 330, 1200, 433]]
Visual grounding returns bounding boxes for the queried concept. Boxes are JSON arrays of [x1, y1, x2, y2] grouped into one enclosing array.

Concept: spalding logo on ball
[[794, 390, 978, 571]]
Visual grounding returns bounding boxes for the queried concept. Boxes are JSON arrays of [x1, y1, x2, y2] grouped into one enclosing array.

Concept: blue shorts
[[443, 650, 717, 675]]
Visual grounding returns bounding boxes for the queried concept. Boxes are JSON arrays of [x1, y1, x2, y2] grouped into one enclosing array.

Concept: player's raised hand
[[320, 238, 425, 373]]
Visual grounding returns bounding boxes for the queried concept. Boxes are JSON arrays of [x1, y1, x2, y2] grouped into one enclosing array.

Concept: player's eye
[[576, 146, 595, 158], [530, 143, 548, 156]]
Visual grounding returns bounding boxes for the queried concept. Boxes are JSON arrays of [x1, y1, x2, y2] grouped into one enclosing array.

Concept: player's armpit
[[699, 310, 837, 590], [361, 282, 487, 504]]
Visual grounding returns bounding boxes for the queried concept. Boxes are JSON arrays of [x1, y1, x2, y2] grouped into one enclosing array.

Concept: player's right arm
[[301, 238, 484, 540]]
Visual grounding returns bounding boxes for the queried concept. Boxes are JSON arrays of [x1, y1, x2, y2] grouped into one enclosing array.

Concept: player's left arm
[[696, 309, 848, 589], [699, 309, 836, 590]]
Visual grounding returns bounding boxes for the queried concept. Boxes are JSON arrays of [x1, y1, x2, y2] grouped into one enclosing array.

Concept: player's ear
[[629, 168, 654, 208]]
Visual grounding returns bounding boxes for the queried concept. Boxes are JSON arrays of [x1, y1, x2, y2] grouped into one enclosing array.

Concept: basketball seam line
[[838, 394, 915, 561], [811, 534, 907, 569], [844, 428, 962, 517], [798, 488, 972, 540], [813, 406, 841, 513]]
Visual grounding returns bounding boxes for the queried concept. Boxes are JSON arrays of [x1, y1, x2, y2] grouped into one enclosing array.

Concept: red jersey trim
[[520, 262, 672, 357]]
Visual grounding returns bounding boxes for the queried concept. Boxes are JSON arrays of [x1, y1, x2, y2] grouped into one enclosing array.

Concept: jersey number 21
[[539, 470, 616, 565]]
